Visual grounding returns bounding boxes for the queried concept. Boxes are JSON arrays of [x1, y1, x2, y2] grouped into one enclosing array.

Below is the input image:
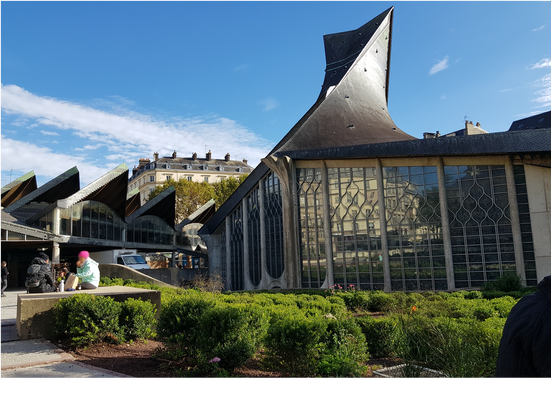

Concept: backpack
[[25, 264, 42, 288]]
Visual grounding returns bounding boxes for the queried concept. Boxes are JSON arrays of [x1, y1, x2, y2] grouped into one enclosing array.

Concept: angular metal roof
[[125, 188, 141, 217], [3, 167, 80, 217], [57, 163, 129, 218], [1, 170, 37, 208], [125, 185, 176, 227], [175, 199, 216, 231], [509, 110, 551, 131], [271, 6, 415, 154]]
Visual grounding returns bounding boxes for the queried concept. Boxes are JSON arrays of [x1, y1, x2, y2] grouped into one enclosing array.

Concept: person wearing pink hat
[[76, 251, 100, 289]]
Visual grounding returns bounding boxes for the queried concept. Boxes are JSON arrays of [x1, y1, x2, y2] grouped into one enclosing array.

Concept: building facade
[[128, 151, 253, 205], [199, 7, 551, 292]]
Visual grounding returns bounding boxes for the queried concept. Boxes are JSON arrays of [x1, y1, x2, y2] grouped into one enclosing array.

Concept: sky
[[2, 1, 550, 187]]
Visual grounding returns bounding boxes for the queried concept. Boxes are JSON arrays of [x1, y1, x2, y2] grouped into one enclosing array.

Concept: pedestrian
[[495, 275, 551, 377], [1, 261, 8, 297], [27, 252, 56, 293], [76, 251, 100, 289]]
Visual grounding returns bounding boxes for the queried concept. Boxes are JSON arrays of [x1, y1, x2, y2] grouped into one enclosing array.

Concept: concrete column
[[321, 161, 334, 289], [258, 179, 268, 288], [53, 208, 60, 235], [171, 252, 176, 268], [505, 156, 526, 286], [375, 158, 391, 292], [225, 216, 232, 290], [242, 198, 253, 290], [436, 157, 456, 291], [52, 242, 60, 265], [262, 156, 299, 289]]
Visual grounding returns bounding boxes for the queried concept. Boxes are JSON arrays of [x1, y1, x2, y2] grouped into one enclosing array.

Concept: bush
[[120, 298, 157, 341], [264, 312, 328, 376], [483, 273, 523, 293], [54, 294, 123, 346], [157, 293, 215, 353], [356, 316, 399, 358], [317, 318, 369, 377], [464, 291, 484, 300], [339, 292, 370, 311], [368, 292, 393, 312], [196, 303, 269, 371]]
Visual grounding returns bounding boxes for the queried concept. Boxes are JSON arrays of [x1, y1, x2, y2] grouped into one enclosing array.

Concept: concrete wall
[[98, 264, 175, 288], [525, 164, 551, 282], [139, 267, 204, 287]]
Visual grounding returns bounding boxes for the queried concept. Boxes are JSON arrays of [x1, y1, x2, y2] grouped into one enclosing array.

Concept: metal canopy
[[1, 171, 37, 208], [57, 163, 129, 219], [125, 186, 176, 227], [175, 199, 216, 231], [4, 167, 80, 218], [125, 188, 141, 217]]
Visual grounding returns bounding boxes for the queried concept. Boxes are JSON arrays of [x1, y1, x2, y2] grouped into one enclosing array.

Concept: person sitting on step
[[76, 251, 100, 289]]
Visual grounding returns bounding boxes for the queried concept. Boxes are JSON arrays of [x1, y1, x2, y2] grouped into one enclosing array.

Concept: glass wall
[[220, 226, 227, 279], [263, 172, 284, 279], [229, 204, 244, 290], [247, 188, 262, 286], [444, 165, 515, 288], [127, 215, 176, 245], [383, 166, 446, 291], [329, 167, 384, 290], [297, 168, 326, 288]]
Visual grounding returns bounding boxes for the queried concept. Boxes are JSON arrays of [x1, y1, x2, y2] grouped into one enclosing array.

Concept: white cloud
[[532, 73, 551, 108], [1, 138, 111, 185], [1, 84, 271, 168], [233, 64, 248, 72], [258, 97, 279, 112], [500, 88, 513, 93], [531, 58, 551, 69], [75, 143, 104, 151], [532, 24, 546, 32], [40, 130, 59, 136], [440, 94, 447, 100], [429, 56, 449, 75]]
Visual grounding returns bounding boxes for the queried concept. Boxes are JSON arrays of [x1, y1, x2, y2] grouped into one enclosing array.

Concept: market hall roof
[[175, 199, 216, 232], [3, 167, 80, 221], [57, 163, 129, 219], [126, 186, 176, 227], [1, 170, 37, 208], [125, 188, 141, 217]]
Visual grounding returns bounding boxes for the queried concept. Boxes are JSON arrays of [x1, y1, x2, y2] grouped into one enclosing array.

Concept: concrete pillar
[[225, 216, 232, 290], [505, 156, 526, 286], [436, 157, 456, 291], [321, 161, 334, 289], [262, 156, 299, 289], [242, 197, 253, 290], [53, 208, 60, 235], [258, 179, 269, 289], [375, 158, 391, 292], [171, 252, 176, 268], [52, 242, 60, 265]]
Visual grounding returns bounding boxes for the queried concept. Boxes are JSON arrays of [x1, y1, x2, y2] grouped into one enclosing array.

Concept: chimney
[[132, 165, 138, 175], [138, 158, 150, 167], [172, 150, 177, 159], [206, 150, 212, 161], [153, 152, 159, 162], [476, 122, 481, 128], [435, 131, 441, 138], [423, 132, 436, 139], [225, 153, 231, 161], [243, 159, 248, 164], [192, 152, 197, 160]]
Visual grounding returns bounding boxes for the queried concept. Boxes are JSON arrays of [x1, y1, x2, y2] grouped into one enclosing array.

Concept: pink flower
[[209, 357, 221, 363]]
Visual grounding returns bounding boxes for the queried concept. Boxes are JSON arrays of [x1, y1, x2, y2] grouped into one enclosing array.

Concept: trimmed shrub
[[120, 298, 157, 341], [489, 296, 517, 318], [483, 273, 523, 293], [54, 294, 123, 346], [339, 292, 370, 311], [264, 312, 328, 376], [157, 293, 215, 353], [196, 303, 269, 371], [367, 292, 393, 312], [464, 291, 484, 300], [356, 316, 399, 358], [317, 318, 369, 377]]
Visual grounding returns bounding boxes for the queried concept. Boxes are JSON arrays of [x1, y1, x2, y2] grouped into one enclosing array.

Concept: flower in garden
[[411, 306, 417, 312], [209, 357, 221, 363]]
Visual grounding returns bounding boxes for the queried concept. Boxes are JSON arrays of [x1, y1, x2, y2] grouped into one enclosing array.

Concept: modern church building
[[199, 7, 551, 292]]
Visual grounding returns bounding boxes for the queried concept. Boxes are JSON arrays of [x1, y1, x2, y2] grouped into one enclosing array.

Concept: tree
[[148, 175, 248, 223], [212, 175, 248, 209], [148, 178, 215, 223]]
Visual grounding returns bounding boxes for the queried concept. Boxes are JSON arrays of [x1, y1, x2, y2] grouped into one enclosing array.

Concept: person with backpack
[[76, 251, 100, 289], [1, 261, 8, 297], [27, 252, 56, 293]]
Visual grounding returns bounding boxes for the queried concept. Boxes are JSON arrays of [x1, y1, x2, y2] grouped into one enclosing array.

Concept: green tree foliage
[[148, 175, 248, 223]]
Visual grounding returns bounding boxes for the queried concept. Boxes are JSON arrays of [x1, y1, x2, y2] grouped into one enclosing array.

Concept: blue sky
[[2, 1, 550, 187]]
